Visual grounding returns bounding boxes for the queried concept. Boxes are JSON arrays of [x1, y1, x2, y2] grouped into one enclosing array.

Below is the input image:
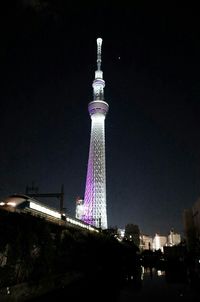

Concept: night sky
[[1, 2, 200, 236]]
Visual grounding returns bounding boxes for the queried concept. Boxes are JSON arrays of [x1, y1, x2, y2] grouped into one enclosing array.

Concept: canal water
[[29, 267, 200, 301], [119, 267, 199, 301]]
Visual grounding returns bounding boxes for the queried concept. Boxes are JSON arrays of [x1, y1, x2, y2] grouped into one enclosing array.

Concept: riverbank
[[0, 271, 83, 302]]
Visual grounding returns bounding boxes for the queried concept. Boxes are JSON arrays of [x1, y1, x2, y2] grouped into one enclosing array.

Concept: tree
[[125, 224, 140, 247]]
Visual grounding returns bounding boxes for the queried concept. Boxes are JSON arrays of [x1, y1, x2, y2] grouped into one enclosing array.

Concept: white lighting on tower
[[82, 38, 109, 229]]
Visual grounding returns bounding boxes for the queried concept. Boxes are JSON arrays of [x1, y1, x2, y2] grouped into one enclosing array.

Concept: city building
[[167, 229, 181, 246], [75, 197, 84, 220], [152, 234, 167, 252], [192, 198, 200, 237], [183, 197, 200, 250], [82, 38, 109, 229], [140, 234, 153, 251], [139, 230, 181, 251]]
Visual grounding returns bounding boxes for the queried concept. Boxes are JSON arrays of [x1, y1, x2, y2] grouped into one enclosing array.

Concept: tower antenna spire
[[97, 37, 102, 71], [93, 37, 105, 101]]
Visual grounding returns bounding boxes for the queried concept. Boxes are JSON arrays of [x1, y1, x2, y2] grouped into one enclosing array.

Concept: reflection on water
[[119, 266, 199, 301], [125, 266, 165, 285], [157, 270, 165, 276], [141, 266, 166, 279], [141, 266, 145, 280]]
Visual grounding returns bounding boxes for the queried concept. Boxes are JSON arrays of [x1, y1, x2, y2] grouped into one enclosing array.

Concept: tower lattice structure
[[83, 38, 109, 229]]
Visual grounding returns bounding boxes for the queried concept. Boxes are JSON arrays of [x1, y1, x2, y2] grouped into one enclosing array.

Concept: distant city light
[[157, 270, 165, 276], [7, 201, 16, 207]]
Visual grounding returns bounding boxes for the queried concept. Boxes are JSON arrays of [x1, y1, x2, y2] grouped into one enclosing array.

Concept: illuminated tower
[[83, 38, 109, 229]]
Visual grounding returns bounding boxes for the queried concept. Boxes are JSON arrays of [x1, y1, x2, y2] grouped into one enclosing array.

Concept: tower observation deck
[[83, 38, 109, 229]]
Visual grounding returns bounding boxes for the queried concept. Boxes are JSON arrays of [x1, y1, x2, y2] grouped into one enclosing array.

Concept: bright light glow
[[119, 229, 125, 238], [7, 201, 16, 207], [155, 234, 160, 250], [76, 203, 84, 220], [91, 114, 105, 122], [30, 201, 61, 219], [141, 266, 144, 280], [97, 38, 102, 46], [157, 270, 165, 276], [66, 217, 99, 232], [0, 202, 5, 206], [95, 70, 103, 79]]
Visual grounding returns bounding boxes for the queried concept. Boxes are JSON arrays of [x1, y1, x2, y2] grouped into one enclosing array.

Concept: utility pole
[[25, 184, 65, 214]]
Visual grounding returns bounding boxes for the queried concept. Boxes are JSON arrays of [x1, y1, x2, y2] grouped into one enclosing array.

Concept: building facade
[[183, 198, 200, 250], [168, 229, 181, 246], [140, 234, 153, 250]]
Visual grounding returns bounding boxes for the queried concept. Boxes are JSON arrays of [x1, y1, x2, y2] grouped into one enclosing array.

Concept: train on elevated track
[[0, 194, 99, 233]]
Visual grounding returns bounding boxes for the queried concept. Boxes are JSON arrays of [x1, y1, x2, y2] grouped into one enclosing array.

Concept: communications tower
[[83, 38, 109, 229]]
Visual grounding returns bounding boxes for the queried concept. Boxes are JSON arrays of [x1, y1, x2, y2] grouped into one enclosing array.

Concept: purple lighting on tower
[[82, 38, 109, 229]]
